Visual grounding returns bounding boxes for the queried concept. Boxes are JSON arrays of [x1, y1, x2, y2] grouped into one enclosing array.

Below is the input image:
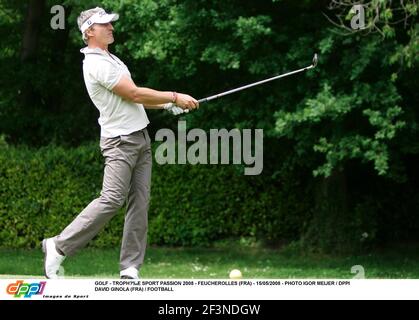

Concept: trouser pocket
[[100, 136, 121, 154]]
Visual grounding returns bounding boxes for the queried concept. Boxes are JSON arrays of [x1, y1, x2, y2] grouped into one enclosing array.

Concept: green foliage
[[0, 0, 418, 252], [0, 142, 103, 247], [0, 143, 303, 248], [235, 16, 272, 49], [275, 84, 355, 136]]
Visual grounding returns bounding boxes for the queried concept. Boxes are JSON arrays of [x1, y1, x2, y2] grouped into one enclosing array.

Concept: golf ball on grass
[[229, 269, 242, 279]]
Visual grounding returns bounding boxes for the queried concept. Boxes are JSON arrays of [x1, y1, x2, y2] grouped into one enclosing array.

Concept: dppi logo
[[6, 280, 46, 298]]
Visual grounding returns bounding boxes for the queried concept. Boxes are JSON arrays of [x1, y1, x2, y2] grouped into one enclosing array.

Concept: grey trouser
[[55, 128, 152, 271]]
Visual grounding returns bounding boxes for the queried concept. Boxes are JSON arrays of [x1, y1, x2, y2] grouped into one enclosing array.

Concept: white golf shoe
[[120, 267, 139, 279], [42, 238, 65, 279]]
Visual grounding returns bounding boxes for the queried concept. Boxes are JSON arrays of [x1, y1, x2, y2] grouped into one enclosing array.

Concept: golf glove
[[163, 103, 189, 115]]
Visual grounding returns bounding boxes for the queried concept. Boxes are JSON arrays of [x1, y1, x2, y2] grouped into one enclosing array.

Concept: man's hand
[[175, 93, 199, 110], [163, 103, 190, 115]]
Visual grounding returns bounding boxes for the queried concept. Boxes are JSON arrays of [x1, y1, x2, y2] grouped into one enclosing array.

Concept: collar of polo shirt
[[80, 9, 119, 34]]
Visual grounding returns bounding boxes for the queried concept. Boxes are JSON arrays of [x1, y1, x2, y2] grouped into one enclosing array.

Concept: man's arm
[[143, 103, 190, 116], [142, 104, 165, 110], [112, 75, 199, 110]]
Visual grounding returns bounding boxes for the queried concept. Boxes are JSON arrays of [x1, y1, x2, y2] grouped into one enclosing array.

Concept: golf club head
[[312, 53, 318, 68]]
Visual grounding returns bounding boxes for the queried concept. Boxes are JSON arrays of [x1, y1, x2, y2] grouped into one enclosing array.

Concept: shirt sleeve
[[88, 59, 123, 90]]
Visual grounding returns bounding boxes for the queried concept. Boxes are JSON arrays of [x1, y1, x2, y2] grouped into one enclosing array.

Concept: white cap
[[80, 8, 119, 34]]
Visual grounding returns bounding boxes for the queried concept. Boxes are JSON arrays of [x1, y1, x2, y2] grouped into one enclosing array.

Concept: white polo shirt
[[80, 47, 149, 138]]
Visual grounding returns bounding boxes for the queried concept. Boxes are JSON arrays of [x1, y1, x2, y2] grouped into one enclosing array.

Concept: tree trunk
[[316, 168, 348, 216], [21, 0, 45, 62], [47, 6, 72, 112], [20, 0, 45, 110], [305, 167, 349, 252]]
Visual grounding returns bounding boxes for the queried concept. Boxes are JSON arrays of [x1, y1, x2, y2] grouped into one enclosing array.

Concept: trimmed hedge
[[0, 141, 306, 248]]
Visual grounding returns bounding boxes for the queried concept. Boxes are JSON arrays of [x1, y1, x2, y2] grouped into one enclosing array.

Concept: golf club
[[197, 53, 318, 104]]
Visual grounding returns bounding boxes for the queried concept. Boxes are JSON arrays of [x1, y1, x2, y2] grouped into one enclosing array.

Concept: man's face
[[89, 22, 114, 45]]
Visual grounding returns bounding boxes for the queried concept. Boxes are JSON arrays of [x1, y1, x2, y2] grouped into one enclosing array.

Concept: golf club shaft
[[198, 64, 315, 104]]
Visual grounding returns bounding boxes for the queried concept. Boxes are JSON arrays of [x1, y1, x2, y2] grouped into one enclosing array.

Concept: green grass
[[1, 244, 419, 279]]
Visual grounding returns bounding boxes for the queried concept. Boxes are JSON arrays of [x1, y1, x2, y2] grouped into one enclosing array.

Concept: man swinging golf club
[[41, 7, 199, 279]]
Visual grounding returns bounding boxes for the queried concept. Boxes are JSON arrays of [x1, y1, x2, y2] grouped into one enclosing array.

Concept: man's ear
[[85, 26, 95, 38]]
